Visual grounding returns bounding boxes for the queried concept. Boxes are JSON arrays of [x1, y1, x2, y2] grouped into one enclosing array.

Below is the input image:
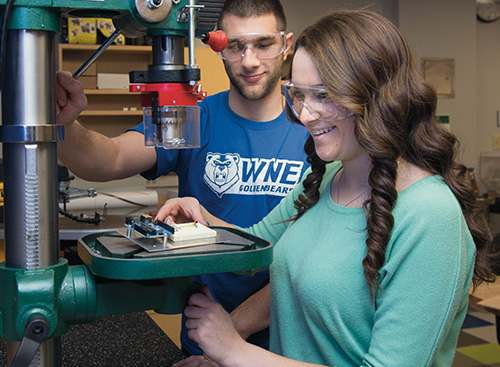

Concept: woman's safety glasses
[[282, 80, 354, 121], [218, 32, 286, 61]]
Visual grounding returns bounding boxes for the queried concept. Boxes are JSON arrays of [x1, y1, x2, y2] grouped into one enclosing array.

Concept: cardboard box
[[97, 73, 129, 90], [68, 18, 96, 45]]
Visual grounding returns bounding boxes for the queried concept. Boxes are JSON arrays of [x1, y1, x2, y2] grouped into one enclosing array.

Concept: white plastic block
[[168, 222, 217, 242]]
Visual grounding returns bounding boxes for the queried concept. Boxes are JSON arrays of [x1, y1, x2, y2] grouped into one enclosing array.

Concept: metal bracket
[[0, 125, 64, 143]]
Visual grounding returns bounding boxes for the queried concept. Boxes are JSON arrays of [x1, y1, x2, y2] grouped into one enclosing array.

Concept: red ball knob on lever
[[199, 31, 228, 53]]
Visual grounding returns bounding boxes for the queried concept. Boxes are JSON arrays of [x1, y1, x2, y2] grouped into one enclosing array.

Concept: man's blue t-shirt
[[131, 90, 310, 354]]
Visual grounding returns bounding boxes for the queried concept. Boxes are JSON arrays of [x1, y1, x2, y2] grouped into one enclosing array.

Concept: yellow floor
[[146, 311, 182, 348]]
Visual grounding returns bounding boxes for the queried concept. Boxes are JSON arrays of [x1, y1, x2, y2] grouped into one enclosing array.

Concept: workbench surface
[[0, 312, 186, 366]]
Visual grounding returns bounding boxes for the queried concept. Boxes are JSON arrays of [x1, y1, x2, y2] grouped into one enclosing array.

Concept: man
[[56, 0, 310, 357]]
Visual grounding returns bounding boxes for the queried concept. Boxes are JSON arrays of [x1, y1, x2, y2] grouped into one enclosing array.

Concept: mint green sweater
[[245, 161, 475, 366]]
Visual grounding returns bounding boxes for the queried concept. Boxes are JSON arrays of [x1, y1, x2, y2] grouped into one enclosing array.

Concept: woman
[[161, 10, 495, 367]]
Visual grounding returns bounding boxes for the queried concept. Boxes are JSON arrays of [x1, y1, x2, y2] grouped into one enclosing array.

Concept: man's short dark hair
[[216, 0, 287, 31]]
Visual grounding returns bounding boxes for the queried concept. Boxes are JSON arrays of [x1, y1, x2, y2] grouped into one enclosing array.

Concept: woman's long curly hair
[[288, 10, 495, 297]]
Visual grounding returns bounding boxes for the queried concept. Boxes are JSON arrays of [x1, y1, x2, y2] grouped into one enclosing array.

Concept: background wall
[[399, 0, 478, 170], [477, 8, 500, 192], [283, 0, 397, 38]]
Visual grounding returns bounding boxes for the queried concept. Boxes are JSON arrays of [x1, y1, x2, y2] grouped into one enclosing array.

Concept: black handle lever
[[10, 315, 49, 367]]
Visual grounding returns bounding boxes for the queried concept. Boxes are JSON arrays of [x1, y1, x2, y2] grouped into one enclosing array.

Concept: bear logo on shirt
[[203, 153, 240, 198]]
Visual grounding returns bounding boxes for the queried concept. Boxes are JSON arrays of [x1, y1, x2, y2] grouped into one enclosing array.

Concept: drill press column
[[2, 25, 61, 366]]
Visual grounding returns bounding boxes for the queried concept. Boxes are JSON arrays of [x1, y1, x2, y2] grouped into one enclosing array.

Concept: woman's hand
[[56, 71, 88, 126], [155, 197, 208, 225], [184, 286, 246, 366]]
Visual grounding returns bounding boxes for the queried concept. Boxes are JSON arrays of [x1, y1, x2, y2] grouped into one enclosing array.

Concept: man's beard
[[224, 59, 283, 101]]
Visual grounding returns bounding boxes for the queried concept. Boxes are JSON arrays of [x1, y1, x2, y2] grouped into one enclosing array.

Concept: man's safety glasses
[[218, 32, 286, 61], [282, 80, 354, 121]]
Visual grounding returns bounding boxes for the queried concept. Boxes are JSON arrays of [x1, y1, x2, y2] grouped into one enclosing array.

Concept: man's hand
[[56, 71, 87, 126]]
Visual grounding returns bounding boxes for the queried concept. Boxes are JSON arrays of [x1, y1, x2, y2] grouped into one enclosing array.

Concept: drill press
[[0, 1, 272, 366]]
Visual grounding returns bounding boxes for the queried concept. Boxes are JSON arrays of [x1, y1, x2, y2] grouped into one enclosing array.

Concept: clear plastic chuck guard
[[143, 105, 200, 149]]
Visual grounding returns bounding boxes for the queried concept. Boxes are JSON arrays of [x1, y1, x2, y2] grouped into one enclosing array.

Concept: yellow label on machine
[[68, 18, 97, 45]]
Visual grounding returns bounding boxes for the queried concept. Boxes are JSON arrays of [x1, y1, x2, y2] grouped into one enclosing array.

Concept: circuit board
[[123, 215, 220, 251]]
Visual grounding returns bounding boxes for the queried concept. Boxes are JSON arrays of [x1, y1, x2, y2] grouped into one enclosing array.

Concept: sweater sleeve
[[362, 180, 475, 367]]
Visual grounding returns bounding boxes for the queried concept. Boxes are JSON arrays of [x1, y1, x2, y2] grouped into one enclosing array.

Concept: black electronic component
[[154, 219, 175, 234]]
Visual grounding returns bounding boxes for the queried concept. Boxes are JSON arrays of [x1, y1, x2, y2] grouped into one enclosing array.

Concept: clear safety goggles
[[218, 32, 286, 61], [282, 80, 353, 121]]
